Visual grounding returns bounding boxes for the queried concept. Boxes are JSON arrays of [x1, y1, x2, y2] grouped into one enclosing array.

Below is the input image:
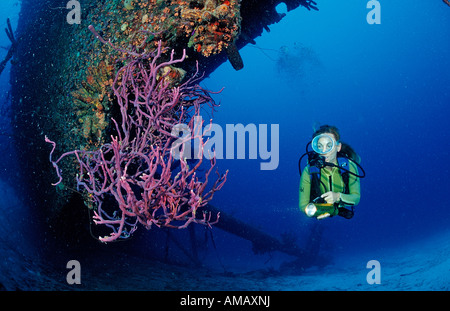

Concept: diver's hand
[[317, 213, 330, 220], [321, 191, 341, 204]]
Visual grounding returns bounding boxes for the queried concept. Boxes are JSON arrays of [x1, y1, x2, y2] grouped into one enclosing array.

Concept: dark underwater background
[[0, 0, 449, 291]]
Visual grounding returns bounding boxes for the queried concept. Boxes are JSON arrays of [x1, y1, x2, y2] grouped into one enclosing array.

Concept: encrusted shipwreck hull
[[9, 0, 318, 256]]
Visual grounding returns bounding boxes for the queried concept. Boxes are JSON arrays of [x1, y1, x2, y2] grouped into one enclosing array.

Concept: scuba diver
[[298, 125, 365, 220]]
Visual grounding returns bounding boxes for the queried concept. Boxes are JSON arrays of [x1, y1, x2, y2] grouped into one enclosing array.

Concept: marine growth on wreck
[[44, 0, 241, 207]]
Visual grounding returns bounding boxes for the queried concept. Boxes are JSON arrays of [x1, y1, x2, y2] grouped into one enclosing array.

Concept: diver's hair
[[312, 125, 361, 164]]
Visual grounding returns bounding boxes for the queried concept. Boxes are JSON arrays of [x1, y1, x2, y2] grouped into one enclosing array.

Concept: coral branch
[[46, 37, 227, 242]]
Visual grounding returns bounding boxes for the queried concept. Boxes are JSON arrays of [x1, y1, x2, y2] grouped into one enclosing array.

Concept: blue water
[[0, 0, 449, 291], [206, 0, 450, 251]]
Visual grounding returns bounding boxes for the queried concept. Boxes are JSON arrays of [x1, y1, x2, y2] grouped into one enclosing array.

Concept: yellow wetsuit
[[299, 161, 361, 217]]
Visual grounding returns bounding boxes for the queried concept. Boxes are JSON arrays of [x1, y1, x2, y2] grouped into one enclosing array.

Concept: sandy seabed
[[0, 179, 449, 291]]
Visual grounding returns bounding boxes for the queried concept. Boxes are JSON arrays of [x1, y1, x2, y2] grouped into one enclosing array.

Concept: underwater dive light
[[305, 203, 317, 217], [305, 202, 336, 219]]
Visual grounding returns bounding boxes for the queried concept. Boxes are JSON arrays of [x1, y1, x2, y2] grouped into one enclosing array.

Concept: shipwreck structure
[[7, 0, 319, 265]]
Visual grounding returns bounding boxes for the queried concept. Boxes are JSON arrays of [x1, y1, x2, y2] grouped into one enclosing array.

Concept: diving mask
[[311, 134, 337, 155]]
